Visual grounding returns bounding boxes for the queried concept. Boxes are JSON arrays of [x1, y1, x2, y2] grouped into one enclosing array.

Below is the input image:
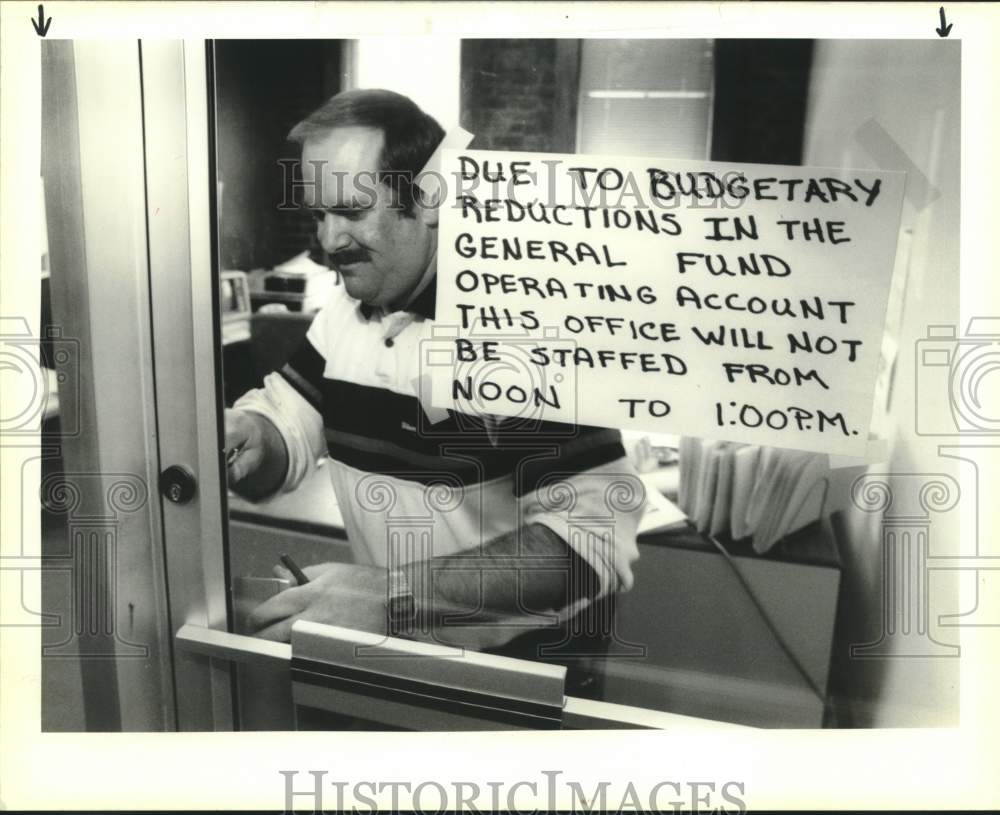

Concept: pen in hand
[[225, 441, 247, 468], [280, 553, 310, 586]]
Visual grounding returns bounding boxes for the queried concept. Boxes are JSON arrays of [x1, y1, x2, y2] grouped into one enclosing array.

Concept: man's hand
[[224, 408, 266, 483], [224, 408, 289, 499], [248, 562, 388, 642], [245, 524, 601, 646]]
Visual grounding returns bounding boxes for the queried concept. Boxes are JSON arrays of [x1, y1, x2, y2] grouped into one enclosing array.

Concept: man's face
[[301, 126, 437, 309]]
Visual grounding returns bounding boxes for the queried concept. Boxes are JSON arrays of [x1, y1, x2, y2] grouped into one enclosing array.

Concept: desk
[[227, 474, 840, 728], [608, 522, 840, 727]]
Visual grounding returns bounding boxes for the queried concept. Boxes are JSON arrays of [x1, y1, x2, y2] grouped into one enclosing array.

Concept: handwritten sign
[[428, 149, 905, 456]]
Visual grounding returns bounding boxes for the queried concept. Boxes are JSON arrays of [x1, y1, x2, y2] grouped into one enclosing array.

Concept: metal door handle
[[160, 464, 197, 504]]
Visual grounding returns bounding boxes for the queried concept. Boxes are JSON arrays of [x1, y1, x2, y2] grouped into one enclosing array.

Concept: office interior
[[38, 38, 961, 732]]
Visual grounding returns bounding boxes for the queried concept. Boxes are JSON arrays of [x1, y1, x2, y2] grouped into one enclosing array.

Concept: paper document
[[638, 474, 688, 535]]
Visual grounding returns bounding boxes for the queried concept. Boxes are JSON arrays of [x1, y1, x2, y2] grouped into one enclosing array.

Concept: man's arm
[[250, 523, 600, 646], [402, 522, 597, 631]]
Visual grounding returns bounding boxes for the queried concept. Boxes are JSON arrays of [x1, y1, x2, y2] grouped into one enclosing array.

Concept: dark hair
[[288, 88, 445, 215]]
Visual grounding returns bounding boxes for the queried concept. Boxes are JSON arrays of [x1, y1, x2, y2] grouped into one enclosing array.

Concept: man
[[226, 89, 642, 655]]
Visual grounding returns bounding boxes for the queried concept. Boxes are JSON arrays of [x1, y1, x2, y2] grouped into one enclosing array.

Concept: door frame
[[141, 39, 235, 731], [42, 39, 187, 731]]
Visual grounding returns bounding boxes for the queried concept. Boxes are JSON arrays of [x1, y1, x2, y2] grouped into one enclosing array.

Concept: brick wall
[[460, 40, 580, 153], [215, 40, 341, 271]]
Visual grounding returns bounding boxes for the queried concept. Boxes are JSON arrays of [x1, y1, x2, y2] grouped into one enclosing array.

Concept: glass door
[[208, 39, 354, 730], [39, 39, 232, 732], [37, 35, 759, 735], [140, 38, 735, 733]]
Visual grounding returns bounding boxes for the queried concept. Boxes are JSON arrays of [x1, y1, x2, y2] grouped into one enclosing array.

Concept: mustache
[[331, 248, 371, 266]]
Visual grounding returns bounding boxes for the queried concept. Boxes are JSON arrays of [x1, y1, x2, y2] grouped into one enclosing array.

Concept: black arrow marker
[[936, 6, 953, 38], [31, 4, 51, 37]]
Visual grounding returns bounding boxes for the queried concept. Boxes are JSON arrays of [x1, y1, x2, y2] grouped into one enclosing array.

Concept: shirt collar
[[357, 255, 437, 322], [407, 273, 437, 320]]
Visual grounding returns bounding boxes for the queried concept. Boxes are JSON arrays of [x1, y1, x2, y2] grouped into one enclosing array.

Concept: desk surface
[[228, 460, 837, 569], [227, 465, 839, 728]]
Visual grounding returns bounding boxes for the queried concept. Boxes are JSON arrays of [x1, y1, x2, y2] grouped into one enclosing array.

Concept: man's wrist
[[394, 560, 462, 642], [386, 567, 416, 635]]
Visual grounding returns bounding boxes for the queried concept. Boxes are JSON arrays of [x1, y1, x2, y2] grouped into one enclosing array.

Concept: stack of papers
[[677, 438, 829, 553]]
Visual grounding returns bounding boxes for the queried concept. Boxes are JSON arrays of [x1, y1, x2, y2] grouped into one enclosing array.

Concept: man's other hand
[[248, 562, 389, 642], [224, 408, 268, 483], [224, 408, 289, 499]]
